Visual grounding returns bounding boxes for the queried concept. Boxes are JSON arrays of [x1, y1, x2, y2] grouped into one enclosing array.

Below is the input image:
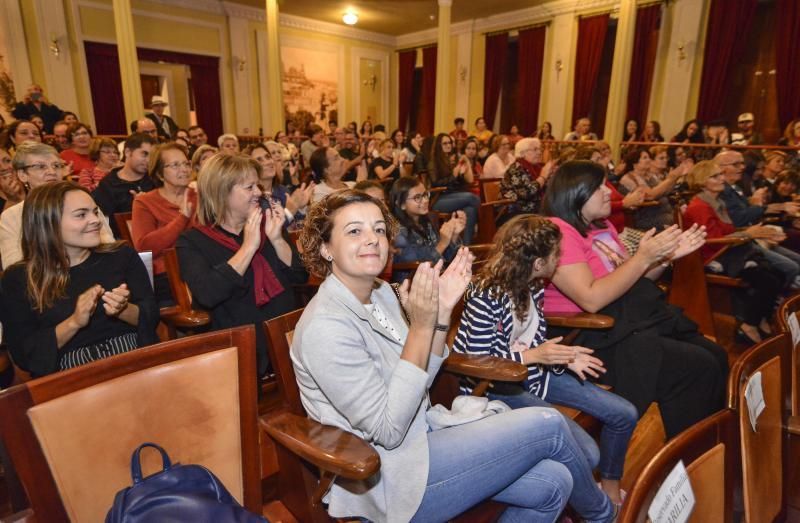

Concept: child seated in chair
[[454, 214, 638, 508]]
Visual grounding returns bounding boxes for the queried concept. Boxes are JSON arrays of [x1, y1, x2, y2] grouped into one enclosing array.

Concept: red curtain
[[83, 42, 127, 135], [626, 4, 661, 127], [82, 42, 223, 141], [398, 50, 417, 133], [483, 33, 509, 130], [516, 26, 547, 136], [697, 0, 757, 122], [572, 14, 609, 125], [418, 46, 437, 136], [776, 0, 800, 128]]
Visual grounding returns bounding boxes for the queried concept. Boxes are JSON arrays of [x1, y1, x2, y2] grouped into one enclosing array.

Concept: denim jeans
[[758, 244, 800, 286], [432, 191, 481, 244], [410, 407, 614, 523], [490, 374, 638, 480]]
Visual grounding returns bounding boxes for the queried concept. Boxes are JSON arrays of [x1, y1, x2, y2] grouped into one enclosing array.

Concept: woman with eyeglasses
[[389, 176, 465, 283], [0, 148, 25, 215], [482, 135, 515, 180], [427, 133, 480, 244], [60, 122, 96, 181], [0, 181, 159, 377], [131, 142, 197, 305], [79, 138, 121, 191], [0, 142, 114, 268]]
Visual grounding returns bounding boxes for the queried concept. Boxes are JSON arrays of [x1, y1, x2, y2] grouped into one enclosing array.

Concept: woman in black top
[[176, 153, 307, 377], [0, 182, 158, 377], [427, 133, 480, 244], [368, 139, 401, 183]]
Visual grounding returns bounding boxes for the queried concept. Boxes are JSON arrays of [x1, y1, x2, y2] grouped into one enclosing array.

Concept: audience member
[[622, 120, 638, 142], [176, 153, 307, 377], [389, 176, 465, 280], [80, 138, 120, 191], [731, 112, 762, 145], [564, 117, 598, 141], [500, 138, 552, 223], [536, 121, 555, 141], [0, 148, 24, 214], [482, 135, 514, 179], [51, 120, 70, 151], [472, 117, 493, 145], [60, 122, 96, 180], [11, 84, 63, 134], [353, 179, 386, 204], [217, 133, 240, 155], [30, 115, 45, 134], [93, 133, 157, 237], [506, 124, 522, 146], [755, 150, 787, 190], [618, 148, 683, 231], [1, 120, 42, 151], [672, 119, 704, 144], [301, 124, 325, 165], [62, 112, 79, 127], [449, 117, 468, 145], [369, 139, 402, 182], [461, 138, 482, 179], [778, 118, 800, 147], [246, 143, 313, 225], [542, 160, 727, 439], [145, 96, 179, 140], [683, 161, 784, 343], [0, 142, 113, 268], [131, 118, 158, 140], [402, 131, 423, 165], [360, 120, 373, 138], [640, 120, 664, 142], [455, 214, 637, 506], [0, 182, 158, 377], [427, 133, 480, 244], [187, 125, 208, 156], [705, 119, 730, 145], [311, 146, 355, 203], [131, 142, 196, 304], [292, 189, 617, 522]]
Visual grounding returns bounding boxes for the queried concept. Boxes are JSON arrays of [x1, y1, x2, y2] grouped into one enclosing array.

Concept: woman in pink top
[[79, 138, 120, 191], [131, 142, 196, 305], [541, 160, 727, 439], [59, 123, 96, 181]]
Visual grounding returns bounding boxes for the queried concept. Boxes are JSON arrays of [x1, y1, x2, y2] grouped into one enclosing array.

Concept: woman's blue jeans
[[432, 191, 481, 244], [488, 373, 638, 480], [410, 407, 614, 523]]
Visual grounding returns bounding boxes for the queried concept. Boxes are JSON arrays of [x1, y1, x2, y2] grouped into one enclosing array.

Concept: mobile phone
[[259, 196, 272, 211]]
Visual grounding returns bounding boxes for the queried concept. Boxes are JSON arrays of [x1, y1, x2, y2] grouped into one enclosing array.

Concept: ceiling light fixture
[[342, 11, 358, 25]]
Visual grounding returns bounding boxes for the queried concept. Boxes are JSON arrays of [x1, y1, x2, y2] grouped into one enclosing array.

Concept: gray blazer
[[291, 274, 446, 523]]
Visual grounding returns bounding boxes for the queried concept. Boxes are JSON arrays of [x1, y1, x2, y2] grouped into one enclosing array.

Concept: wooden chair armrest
[[625, 200, 660, 210], [481, 199, 514, 207], [544, 312, 615, 329], [789, 415, 800, 436], [705, 237, 748, 246], [260, 412, 380, 481], [442, 352, 527, 382], [705, 274, 747, 288], [160, 308, 210, 328]]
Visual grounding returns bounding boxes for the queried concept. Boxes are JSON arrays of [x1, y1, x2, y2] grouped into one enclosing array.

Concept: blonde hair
[[88, 137, 118, 162], [686, 160, 719, 192], [196, 153, 262, 226], [191, 144, 218, 172]]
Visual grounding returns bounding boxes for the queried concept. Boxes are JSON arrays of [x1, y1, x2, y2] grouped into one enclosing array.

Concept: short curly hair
[[300, 189, 398, 279], [474, 214, 562, 322]]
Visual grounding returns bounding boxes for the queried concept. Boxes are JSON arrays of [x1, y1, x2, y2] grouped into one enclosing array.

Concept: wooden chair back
[[668, 249, 717, 338], [618, 409, 738, 523], [161, 248, 211, 331], [114, 212, 133, 245], [0, 326, 261, 522], [727, 333, 792, 523], [776, 294, 800, 416], [476, 181, 513, 244]]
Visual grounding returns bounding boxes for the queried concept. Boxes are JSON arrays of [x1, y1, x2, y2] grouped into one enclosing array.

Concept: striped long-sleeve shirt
[[453, 284, 564, 398]]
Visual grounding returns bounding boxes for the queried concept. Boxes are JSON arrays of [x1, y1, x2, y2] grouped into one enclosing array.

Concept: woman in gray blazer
[[292, 189, 615, 523]]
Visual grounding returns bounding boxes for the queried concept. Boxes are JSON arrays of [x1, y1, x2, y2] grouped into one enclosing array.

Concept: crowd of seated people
[[3, 94, 800, 522]]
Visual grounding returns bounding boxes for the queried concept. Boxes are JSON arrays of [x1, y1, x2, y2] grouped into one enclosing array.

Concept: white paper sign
[[648, 460, 696, 523], [744, 371, 765, 432], [788, 313, 800, 348]]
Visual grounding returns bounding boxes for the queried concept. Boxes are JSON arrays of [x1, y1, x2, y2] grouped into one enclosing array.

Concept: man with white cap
[[145, 95, 179, 140], [731, 112, 763, 145]]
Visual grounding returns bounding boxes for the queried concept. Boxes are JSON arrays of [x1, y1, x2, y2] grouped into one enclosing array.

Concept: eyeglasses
[[22, 162, 68, 173], [164, 161, 191, 170], [72, 130, 90, 137], [406, 192, 431, 204]]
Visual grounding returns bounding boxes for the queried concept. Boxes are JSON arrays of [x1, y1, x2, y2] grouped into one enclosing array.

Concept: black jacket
[[12, 101, 63, 134], [92, 167, 156, 237], [145, 112, 179, 140]]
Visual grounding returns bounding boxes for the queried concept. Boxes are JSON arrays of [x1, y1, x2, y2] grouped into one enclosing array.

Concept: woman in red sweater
[[60, 123, 96, 181], [683, 160, 784, 343], [131, 142, 197, 304]]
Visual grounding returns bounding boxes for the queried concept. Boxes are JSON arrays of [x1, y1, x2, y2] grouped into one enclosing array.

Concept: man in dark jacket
[[93, 133, 156, 237], [11, 84, 63, 134], [144, 96, 179, 140]]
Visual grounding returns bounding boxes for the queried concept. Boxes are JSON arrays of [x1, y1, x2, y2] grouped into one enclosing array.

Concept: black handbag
[[106, 443, 267, 523]]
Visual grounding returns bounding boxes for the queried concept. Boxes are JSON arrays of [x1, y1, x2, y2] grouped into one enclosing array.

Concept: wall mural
[[280, 45, 338, 133], [0, 28, 17, 124]]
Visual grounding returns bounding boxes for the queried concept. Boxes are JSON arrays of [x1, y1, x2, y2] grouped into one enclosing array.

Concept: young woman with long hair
[[0, 182, 158, 377], [454, 214, 637, 506]]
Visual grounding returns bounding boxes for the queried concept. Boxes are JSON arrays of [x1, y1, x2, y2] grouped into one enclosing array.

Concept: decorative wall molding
[[395, 19, 474, 49], [350, 46, 390, 125], [0, 0, 33, 98], [31, 0, 80, 113]]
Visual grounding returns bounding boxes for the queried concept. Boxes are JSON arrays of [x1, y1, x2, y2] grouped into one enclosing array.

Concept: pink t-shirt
[[544, 217, 629, 313]]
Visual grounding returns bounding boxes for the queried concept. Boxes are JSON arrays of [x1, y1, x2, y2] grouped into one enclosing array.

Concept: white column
[[264, 0, 284, 135], [228, 15, 254, 134], [603, 0, 637, 147], [112, 0, 144, 126], [433, 0, 452, 134]]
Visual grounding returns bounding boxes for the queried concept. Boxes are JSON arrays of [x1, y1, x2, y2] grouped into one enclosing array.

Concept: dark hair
[[124, 133, 155, 153], [622, 148, 648, 175], [187, 125, 204, 134], [389, 176, 430, 237], [148, 142, 190, 187], [300, 189, 397, 278], [642, 120, 663, 141], [623, 119, 638, 140], [374, 124, 386, 134], [62, 111, 78, 121], [541, 160, 607, 237], [309, 146, 330, 181], [307, 124, 323, 137], [243, 143, 269, 156], [2, 120, 41, 148], [454, 117, 465, 125], [427, 133, 454, 184], [475, 215, 562, 321], [674, 119, 704, 143], [67, 122, 93, 144], [475, 117, 485, 126], [354, 179, 384, 193], [390, 129, 403, 146]]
